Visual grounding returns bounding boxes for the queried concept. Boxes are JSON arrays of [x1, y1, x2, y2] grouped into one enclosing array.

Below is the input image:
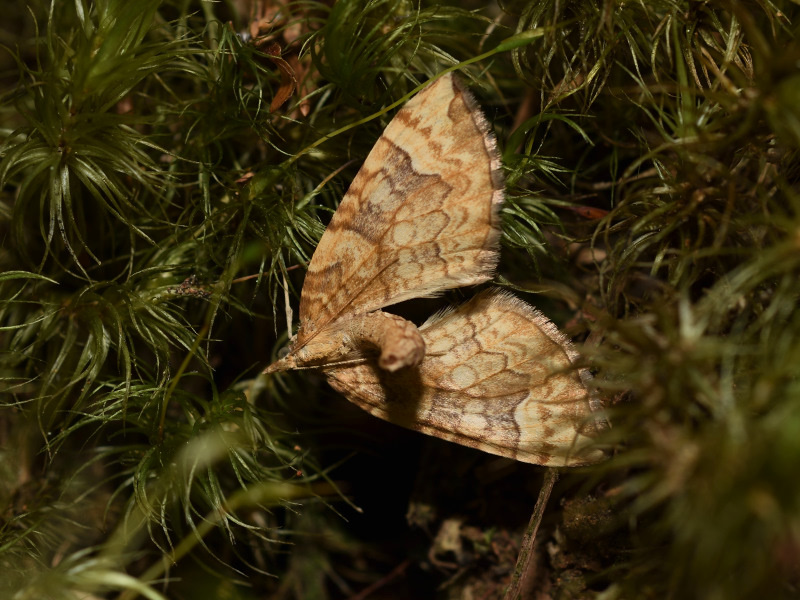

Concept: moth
[[265, 73, 604, 466]]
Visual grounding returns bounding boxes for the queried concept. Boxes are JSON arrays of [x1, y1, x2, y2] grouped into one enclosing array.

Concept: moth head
[[262, 342, 325, 374], [263, 352, 296, 374], [263, 336, 298, 374]]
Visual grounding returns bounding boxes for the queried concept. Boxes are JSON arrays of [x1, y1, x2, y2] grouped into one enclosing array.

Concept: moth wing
[[296, 73, 503, 347], [324, 291, 604, 467]]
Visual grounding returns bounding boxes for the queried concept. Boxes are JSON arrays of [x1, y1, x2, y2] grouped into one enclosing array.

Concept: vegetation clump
[[1, 1, 798, 598]]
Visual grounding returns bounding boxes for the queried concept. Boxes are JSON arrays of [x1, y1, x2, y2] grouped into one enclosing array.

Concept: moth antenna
[[294, 357, 371, 371], [282, 272, 293, 335]]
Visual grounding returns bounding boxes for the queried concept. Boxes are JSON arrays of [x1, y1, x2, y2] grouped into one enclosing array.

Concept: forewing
[[297, 74, 503, 347], [324, 291, 604, 467]]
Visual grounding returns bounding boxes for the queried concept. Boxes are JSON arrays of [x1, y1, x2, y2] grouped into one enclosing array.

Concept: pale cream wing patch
[[324, 291, 604, 467], [296, 74, 503, 347]]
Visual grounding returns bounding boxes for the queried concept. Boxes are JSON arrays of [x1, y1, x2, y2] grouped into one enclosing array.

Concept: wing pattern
[[325, 292, 604, 467], [296, 74, 503, 347]]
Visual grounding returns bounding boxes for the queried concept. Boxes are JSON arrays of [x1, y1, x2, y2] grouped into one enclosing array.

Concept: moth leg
[[351, 311, 425, 372]]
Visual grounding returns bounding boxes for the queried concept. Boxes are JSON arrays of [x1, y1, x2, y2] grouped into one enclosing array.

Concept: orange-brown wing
[[296, 73, 503, 348], [324, 291, 605, 467]]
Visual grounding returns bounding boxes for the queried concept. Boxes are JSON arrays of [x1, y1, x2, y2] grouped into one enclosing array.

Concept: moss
[[1, 0, 799, 598]]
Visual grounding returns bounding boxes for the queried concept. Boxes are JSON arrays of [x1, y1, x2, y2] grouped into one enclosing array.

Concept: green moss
[[1, 0, 799, 598]]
